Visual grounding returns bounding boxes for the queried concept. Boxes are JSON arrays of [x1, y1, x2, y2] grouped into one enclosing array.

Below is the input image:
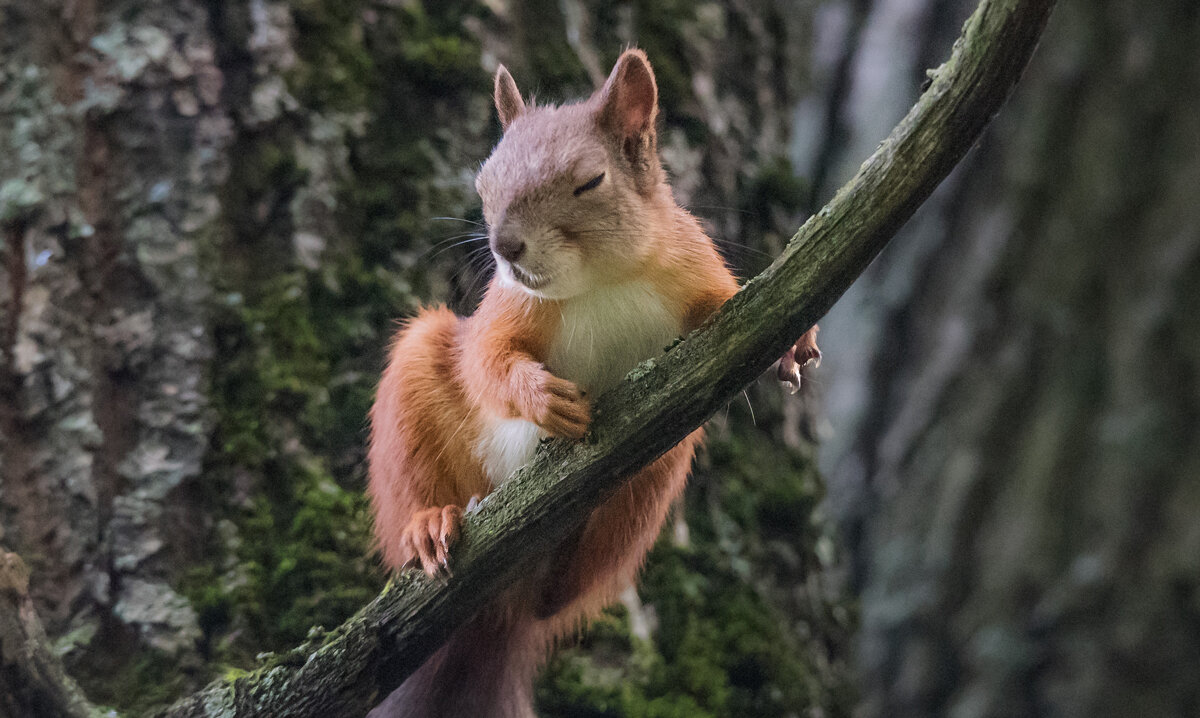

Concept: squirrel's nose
[[493, 233, 526, 263]]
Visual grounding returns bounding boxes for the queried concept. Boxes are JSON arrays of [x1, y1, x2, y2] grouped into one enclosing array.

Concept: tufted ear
[[494, 64, 526, 130], [595, 49, 658, 141]]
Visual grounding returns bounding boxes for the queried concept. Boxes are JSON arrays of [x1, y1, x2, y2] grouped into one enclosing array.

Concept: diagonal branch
[[156, 0, 1055, 715], [0, 550, 106, 718]]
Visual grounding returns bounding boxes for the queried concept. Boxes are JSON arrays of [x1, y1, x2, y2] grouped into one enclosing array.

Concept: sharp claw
[[778, 362, 802, 394], [466, 496, 480, 513]]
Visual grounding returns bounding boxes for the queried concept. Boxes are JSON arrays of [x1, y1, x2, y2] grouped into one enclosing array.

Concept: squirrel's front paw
[[529, 374, 591, 439], [778, 325, 821, 394], [401, 503, 473, 577]]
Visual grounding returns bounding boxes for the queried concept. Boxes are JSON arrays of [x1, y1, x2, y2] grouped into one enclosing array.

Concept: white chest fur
[[475, 280, 681, 485], [545, 280, 681, 395]]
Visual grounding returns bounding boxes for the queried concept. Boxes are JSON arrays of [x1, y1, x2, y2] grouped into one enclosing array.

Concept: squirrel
[[366, 49, 821, 718]]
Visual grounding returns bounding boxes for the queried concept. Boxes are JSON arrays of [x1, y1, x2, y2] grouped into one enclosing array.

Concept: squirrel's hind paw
[[777, 325, 821, 394]]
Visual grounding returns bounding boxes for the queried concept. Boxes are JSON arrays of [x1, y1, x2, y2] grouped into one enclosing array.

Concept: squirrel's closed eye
[[573, 173, 605, 196]]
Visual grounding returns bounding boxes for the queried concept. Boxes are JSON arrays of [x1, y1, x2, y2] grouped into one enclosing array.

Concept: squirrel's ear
[[494, 65, 526, 130], [596, 49, 658, 140], [595, 49, 661, 193]]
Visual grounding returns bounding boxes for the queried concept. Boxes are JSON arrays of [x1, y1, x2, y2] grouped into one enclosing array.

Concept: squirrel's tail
[[368, 602, 544, 718]]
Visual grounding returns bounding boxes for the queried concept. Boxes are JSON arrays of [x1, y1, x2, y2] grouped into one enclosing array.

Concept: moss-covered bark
[[1, 0, 228, 709]]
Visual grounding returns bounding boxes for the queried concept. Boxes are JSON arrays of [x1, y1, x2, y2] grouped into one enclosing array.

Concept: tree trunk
[[0, 0, 228, 698], [818, 0, 1200, 715]]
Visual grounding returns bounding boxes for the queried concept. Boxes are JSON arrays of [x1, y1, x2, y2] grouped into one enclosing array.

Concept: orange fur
[[366, 49, 819, 718]]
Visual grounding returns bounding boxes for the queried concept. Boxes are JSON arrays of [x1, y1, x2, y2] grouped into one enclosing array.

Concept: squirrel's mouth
[[509, 263, 551, 291]]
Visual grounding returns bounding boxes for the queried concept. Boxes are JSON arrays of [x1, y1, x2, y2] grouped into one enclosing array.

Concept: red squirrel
[[366, 49, 821, 717]]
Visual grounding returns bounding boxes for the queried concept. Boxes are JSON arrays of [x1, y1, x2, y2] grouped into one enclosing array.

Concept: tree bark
[[0, 550, 103, 718], [148, 0, 1054, 714], [819, 0, 1200, 716], [0, 0, 228, 680]]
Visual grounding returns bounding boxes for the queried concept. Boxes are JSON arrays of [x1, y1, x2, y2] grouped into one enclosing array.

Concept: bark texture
[[0, 0, 228, 696], [0, 549, 103, 718], [2, 0, 851, 714], [818, 1, 1200, 716]]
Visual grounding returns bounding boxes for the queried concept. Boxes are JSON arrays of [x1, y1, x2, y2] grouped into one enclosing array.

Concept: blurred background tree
[[0, 0, 1196, 717]]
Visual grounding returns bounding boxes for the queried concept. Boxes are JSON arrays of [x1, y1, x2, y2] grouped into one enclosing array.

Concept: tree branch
[[0, 550, 105, 718], [156, 0, 1055, 715]]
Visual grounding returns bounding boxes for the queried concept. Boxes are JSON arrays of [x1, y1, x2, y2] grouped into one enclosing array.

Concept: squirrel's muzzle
[[492, 230, 526, 264]]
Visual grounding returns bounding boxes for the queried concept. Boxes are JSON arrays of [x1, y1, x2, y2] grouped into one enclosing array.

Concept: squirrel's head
[[476, 49, 666, 300]]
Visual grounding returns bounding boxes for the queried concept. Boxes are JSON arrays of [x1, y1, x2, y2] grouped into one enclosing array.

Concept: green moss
[[509, 0, 589, 97], [71, 647, 191, 716], [189, 265, 390, 656], [288, 0, 374, 111], [538, 400, 850, 718], [171, 0, 496, 694], [740, 158, 809, 227]]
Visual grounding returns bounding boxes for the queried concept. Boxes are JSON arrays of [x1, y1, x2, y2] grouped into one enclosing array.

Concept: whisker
[[564, 307, 577, 354], [429, 236, 489, 261], [420, 231, 488, 267], [425, 231, 488, 249], [562, 227, 777, 264], [465, 272, 491, 302], [464, 246, 494, 266], [708, 237, 776, 261], [742, 390, 757, 427], [430, 216, 486, 227], [451, 245, 490, 268], [461, 260, 493, 287], [687, 203, 756, 216], [430, 229, 488, 241], [459, 251, 495, 301]]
